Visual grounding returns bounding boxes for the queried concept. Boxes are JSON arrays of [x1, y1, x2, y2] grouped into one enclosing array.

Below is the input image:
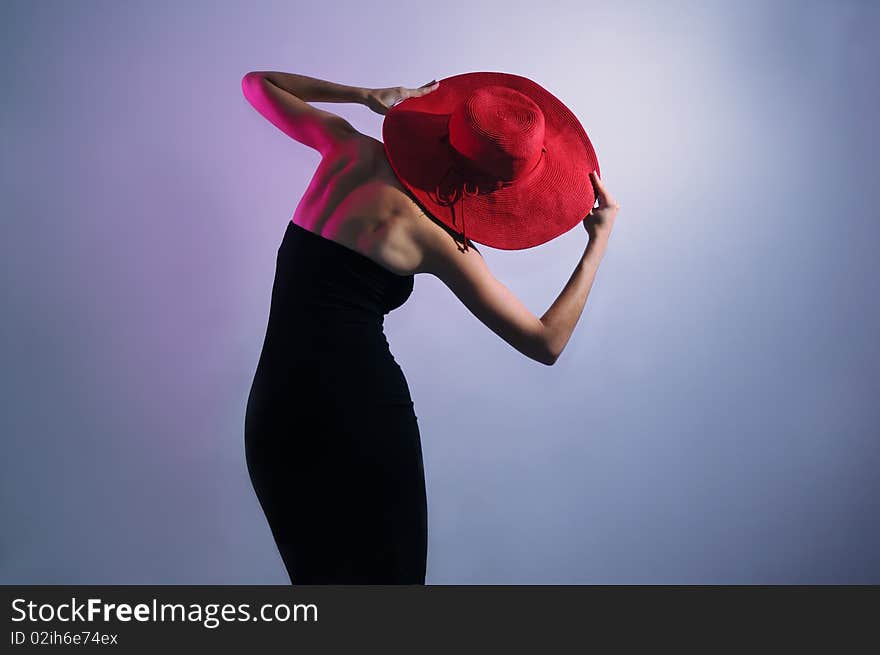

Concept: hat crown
[[448, 86, 546, 183]]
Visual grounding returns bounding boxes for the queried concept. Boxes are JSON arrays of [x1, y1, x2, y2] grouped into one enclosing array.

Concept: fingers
[[589, 170, 618, 208], [412, 80, 440, 97]]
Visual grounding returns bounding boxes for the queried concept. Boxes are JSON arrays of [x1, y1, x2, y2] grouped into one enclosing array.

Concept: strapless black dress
[[244, 220, 427, 584]]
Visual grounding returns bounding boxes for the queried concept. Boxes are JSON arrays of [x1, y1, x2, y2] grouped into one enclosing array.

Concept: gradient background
[[2, 0, 878, 584]]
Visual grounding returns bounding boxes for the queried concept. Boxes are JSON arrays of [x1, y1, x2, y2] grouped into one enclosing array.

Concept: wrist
[[586, 234, 609, 251], [582, 235, 607, 261], [355, 86, 373, 105]]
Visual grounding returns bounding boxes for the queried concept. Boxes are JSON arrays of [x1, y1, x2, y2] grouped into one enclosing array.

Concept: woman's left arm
[[252, 71, 439, 111], [257, 71, 370, 104], [242, 71, 440, 154], [241, 71, 367, 156]]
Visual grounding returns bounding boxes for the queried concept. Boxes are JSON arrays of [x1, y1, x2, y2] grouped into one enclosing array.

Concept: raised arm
[[540, 230, 609, 363], [241, 71, 367, 156], [422, 171, 619, 366], [241, 71, 441, 154]]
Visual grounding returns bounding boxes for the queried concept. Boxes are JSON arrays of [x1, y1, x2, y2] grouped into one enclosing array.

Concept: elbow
[[533, 327, 560, 366], [241, 72, 267, 99], [535, 342, 560, 366], [241, 72, 256, 99]]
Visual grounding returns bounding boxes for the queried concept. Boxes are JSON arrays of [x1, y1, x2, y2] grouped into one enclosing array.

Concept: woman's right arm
[[539, 233, 609, 364], [420, 171, 619, 366]]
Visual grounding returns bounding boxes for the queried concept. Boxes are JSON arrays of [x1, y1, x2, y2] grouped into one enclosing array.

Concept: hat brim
[[382, 71, 600, 250]]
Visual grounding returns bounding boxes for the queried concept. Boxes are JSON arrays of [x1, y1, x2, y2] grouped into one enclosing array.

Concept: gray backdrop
[[2, 0, 878, 583]]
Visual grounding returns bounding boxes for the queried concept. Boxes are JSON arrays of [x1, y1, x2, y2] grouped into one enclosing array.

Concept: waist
[[252, 323, 412, 403], [266, 304, 388, 336], [263, 309, 393, 350]]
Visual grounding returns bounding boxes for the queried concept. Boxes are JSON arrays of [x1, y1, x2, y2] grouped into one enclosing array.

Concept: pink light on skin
[[241, 72, 350, 156]]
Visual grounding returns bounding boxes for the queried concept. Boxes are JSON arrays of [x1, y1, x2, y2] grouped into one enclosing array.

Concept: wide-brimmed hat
[[382, 71, 600, 251]]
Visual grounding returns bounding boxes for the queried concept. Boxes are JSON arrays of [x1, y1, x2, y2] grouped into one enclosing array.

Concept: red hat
[[382, 71, 600, 251]]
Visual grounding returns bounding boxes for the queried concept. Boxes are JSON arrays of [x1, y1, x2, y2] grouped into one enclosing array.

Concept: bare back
[[242, 70, 459, 274], [291, 135, 478, 277]]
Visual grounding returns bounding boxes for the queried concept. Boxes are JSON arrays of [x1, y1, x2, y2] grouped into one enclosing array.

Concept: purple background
[[2, 0, 878, 583]]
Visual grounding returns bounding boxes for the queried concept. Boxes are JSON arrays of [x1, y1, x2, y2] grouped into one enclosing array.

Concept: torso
[[291, 135, 476, 276]]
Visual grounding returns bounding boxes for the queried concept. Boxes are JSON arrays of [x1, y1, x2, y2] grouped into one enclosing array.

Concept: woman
[[241, 70, 619, 584]]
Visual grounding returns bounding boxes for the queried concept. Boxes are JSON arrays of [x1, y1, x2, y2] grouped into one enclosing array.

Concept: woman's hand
[[582, 171, 620, 243], [364, 80, 441, 115]]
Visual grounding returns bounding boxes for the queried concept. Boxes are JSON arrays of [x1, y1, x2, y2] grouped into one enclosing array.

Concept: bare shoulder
[[407, 211, 484, 277]]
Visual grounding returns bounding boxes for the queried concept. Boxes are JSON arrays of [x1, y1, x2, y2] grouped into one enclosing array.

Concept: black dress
[[244, 220, 427, 584]]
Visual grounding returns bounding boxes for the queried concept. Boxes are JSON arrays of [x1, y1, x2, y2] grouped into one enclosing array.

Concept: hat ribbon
[[433, 134, 546, 251]]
